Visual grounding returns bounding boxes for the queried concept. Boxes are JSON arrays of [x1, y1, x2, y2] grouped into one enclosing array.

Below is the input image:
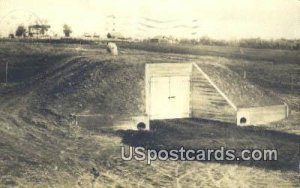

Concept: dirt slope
[[197, 62, 282, 108], [33, 56, 145, 116]]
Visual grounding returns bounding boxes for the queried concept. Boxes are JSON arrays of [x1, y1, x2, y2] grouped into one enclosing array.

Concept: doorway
[[149, 76, 190, 119]]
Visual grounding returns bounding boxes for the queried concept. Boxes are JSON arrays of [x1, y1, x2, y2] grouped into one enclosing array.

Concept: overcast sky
[[0, 0, 299, 39]]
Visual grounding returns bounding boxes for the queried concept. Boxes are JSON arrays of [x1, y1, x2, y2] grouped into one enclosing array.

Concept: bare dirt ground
[[0, 42, 299, 187]]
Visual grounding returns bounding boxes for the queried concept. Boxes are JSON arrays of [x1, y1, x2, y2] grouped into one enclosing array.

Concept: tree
[[15, 25, 26, 37], [63, 24, 72, 37], [40, 25, 50, 35], [107, 33, 112, 38]]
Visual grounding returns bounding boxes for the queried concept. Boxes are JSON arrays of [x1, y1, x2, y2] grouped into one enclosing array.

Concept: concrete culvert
[[137, 122, 146, 130], [240, 117, 247, 124]]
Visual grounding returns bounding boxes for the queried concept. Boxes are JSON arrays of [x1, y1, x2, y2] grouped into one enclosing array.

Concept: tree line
[[9, 24, 299, 50], [11, 24, 72, 38], [180, 36, 300, 50]]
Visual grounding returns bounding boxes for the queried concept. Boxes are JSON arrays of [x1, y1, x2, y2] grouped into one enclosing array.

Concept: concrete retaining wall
[[237, 105, 288, 126], [145, 63, 192, 78], [76, 114, 150, 131]]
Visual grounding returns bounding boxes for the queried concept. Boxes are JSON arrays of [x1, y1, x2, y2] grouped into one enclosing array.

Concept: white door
[[149, 76, 190, 119]]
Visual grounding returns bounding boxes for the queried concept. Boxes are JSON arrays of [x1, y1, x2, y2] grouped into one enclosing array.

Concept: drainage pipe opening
[[137, 122, 146, 130], [240, 117, 247, 124]]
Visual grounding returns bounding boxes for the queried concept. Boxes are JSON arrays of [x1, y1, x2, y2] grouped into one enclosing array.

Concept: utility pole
[[191, 19, 198, 38], [106, 15, 116, 33], [112, 15, 116, 32]]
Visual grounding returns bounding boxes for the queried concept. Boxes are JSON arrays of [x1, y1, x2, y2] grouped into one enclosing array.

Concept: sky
[[0, 0, 299, 39]]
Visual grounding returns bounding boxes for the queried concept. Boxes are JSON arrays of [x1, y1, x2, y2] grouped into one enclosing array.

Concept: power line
[[143, 17, 177, 23], [104, 15, 201, 38]]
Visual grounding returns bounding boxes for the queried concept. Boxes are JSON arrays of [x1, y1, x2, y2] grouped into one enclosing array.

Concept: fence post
[[291, 75, 294, 93], [5, 61, 8, 83]]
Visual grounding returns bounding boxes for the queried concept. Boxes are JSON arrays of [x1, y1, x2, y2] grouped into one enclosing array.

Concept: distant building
[[149, 38, 160, 43], [83, 33, 92, 38], [82, 33, 100, 40], [93, 34, 100, 39], [150, 35, 178, 44], [28, 24, 50, 38]]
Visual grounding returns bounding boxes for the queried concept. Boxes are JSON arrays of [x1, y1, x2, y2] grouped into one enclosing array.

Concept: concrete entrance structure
[[145, 63, 289, 126]]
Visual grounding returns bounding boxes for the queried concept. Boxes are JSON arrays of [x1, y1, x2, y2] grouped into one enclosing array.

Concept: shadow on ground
[[119, 118, 299, 172]]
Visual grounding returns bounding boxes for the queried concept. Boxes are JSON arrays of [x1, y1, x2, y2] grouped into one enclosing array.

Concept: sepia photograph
[[0, 0, 299, 187]]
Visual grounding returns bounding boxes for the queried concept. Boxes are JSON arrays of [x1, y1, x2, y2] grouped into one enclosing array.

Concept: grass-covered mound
[[197, 61, 282, 108], [36, 56, 145, 116]]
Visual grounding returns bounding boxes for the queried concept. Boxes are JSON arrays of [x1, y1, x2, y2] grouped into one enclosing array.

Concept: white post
[[5, 61, 8, 83], [291, 75, 294, 93]]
